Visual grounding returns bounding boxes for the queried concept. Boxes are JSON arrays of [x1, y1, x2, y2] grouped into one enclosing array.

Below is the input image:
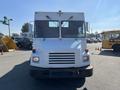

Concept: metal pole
[[8, 20, 10, 37]]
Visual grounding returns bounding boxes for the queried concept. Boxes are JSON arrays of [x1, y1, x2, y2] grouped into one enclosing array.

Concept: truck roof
[[35, 11, 85, 21], [101, 30, 120, 34]]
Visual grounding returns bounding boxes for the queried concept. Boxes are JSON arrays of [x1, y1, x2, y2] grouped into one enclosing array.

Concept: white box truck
[[30, 11, 93, 79]]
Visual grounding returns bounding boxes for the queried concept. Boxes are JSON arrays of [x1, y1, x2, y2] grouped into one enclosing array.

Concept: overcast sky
[[0, 0, 120, 35]]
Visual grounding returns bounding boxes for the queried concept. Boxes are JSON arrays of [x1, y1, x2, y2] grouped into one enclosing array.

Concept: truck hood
[[33, 38, 86, 52], [32, 38, 89, 68]]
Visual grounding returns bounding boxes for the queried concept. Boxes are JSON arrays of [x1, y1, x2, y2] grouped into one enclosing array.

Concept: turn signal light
[[32, 49, 36, 53]]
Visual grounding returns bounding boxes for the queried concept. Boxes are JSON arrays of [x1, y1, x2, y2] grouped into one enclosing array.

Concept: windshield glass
[[109, 33, 120, 40], [34, 20, 85, 38], [103, 33, 120, 40]]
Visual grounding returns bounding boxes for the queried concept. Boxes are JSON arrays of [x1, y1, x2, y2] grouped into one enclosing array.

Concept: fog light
[[32, 56, 39, 62]]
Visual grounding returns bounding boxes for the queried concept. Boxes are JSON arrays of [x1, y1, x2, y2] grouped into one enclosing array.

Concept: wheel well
[[112, 44, 120, 52], [112, 44, 120, 49]]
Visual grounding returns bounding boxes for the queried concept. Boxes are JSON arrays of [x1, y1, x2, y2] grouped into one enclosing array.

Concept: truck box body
[[30, 11, 93, 79]]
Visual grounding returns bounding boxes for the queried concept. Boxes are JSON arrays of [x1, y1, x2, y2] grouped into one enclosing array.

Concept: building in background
[[0, 33, 4, 38]]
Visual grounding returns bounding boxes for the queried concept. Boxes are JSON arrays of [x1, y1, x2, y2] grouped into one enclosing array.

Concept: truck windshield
[[34, 20, 85, 38], [103, 33, 120, 40]]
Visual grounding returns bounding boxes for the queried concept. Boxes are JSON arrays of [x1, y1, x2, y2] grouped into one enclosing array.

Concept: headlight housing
[[32, 56, 40, 62], [83, 55, 90, 62], [83, 49, 90, 62]]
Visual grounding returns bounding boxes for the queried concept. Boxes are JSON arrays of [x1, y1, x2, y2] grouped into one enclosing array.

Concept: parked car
[[16, 38, 32, 50], [86, 38, 93, 43], [97, 38, 102, 42], [91, 38, 98, 43]]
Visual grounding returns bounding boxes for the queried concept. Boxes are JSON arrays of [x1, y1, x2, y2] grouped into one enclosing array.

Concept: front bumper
[[30, 65, 93, 78]]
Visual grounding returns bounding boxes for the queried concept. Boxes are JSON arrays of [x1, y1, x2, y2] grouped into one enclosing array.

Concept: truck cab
[[30, 11, 93, 79]]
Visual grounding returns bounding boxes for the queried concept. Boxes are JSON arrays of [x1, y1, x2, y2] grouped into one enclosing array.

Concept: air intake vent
[[49, 52, 75, 64]]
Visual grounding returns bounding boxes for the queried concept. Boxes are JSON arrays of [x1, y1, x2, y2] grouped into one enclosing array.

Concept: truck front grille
[[49, 52, 75, 64]]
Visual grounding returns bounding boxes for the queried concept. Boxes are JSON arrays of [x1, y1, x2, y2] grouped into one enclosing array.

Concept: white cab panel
[[31, 38, 90, 68]]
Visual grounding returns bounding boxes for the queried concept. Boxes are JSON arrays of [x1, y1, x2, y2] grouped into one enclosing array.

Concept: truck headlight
[[83, 55, 90, 62], [32, 56, 40, 62], [83, 49, 90, 62]]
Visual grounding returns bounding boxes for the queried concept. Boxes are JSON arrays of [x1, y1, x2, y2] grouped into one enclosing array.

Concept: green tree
[[21, 23, 29, 33]]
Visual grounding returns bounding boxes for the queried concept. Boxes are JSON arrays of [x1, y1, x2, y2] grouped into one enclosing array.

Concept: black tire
[[83, 87, 88, 90], [112, 44, 120, 52]]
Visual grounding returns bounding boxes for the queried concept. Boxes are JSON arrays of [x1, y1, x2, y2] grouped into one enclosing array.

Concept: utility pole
[[4, 16, 13, 37], [0, 16, 13, 37], [8, 19, 13, 37], [8, 20, 11, 37]]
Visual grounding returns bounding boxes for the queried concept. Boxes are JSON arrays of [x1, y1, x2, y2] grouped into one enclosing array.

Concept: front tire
[[112, 44, 120, 52]]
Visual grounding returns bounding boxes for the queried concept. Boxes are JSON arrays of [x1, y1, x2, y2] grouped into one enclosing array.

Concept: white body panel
[[31, 38, 90, 68], [35, 12, 85, 21], [31, 11, 90, 69]]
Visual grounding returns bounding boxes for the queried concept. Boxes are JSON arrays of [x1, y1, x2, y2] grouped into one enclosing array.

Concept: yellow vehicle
[[0, 36, 17, 52], [102, 30, 120, 51]]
